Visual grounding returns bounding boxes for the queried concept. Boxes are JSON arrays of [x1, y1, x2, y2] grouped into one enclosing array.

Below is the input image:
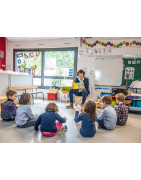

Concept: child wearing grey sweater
[[97, 95, 117, 130], [15, 93, 38, 128]]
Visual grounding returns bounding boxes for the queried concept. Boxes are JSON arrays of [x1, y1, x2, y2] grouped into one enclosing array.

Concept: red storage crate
[[47, 93, 57, 100]]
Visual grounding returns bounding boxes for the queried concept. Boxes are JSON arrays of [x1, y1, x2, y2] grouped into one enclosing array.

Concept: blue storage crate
[[51, 86, 59, 89]]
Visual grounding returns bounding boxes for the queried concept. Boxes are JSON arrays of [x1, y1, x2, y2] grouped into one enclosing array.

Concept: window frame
[[13, 47, 78, 89]]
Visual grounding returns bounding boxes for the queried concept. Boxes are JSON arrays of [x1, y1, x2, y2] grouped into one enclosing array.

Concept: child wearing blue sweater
[[74, 100, 98, 137], [34, 102, 67, 137]]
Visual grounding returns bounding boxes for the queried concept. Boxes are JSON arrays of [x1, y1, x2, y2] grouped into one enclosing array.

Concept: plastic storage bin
[[47, 93, 57, 100]]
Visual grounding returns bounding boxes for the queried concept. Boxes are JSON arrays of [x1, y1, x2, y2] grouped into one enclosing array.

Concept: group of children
[[1, 90, 128, 138]]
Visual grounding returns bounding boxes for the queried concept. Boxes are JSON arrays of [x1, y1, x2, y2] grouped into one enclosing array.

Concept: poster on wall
[[78, 50, 84, 58], [137, 60, 140, 64], [0, 51, 4, 58], [124, 67, 134, 80], [128, 60, 131, 64], [132, 60, 136, 64], [88, 67, 94, 75], [45, 58, 56, 70]]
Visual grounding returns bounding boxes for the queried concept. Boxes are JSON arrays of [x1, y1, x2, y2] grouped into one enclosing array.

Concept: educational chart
[[124, 67, 134, 80]]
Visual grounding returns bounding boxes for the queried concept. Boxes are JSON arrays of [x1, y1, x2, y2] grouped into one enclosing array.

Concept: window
[[14, 48, 78, 89], [15, 51, 42, 76], [44, 51, 74, 77]]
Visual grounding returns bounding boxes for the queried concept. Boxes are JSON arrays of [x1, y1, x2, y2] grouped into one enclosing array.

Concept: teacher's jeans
[[69, 89, 88, 105]]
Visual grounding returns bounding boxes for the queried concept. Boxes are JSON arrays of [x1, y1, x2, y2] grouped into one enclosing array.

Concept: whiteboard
[[95, 58, 123, 86]]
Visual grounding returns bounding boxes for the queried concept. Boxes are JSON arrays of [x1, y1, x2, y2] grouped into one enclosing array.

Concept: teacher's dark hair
[[77, 69, 85, 77]]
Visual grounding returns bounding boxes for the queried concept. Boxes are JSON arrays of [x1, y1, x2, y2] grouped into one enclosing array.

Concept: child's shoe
[[58, 125, 68, 134]]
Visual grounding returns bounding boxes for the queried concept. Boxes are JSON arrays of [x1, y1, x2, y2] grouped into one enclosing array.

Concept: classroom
[[0, 37, 141, 143]]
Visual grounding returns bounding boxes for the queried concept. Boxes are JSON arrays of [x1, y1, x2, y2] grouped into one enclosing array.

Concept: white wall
[[6, 37, 80, 70], [6, 37, 141, 101]]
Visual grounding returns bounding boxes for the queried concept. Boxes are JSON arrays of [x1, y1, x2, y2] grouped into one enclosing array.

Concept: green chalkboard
[[122, 58, 141, 86]]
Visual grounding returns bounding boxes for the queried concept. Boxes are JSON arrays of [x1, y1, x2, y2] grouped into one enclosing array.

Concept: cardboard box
[[49, 89, 58, 93]]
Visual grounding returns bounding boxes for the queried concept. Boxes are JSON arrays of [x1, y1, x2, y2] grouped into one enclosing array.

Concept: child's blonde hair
[[45, 102, 58, 113], [116, 93, 125, 102], [19, 93, 31, 105]]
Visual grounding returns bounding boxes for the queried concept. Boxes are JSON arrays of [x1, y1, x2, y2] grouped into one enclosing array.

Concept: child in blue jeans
[[74, 100, 98, 137], [34, 102, 67, 137]]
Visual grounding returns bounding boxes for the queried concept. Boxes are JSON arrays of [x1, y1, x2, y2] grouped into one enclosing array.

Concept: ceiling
[[6, 37, 141, 41], [6, 37, 76, 41]]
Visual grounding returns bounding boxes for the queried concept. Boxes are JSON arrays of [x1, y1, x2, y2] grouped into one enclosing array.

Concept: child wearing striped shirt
[[116, 93, 128, 126]]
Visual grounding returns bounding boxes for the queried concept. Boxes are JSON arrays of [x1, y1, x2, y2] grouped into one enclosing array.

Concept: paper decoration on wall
[[97, 49, 101, 55], [89, 50, 93, 56], [36, 52, 40, 60], [45, 58, 56, 70], [132, 60, 136, 64], [24, 53, 28, 59], [0, 51, 4, 58], [78, 50, 84, 58], [83, 68, 88, 75], [29, 53, 34, 58], [124, 67, 134, 80], [18, 59, 21, 64], [17, 53, 23, 58], [88, 67, 94, 75], [137, 60, 140, 64], [85, 49, 91, 57], [93, 49, 97, 54], [107, 48, 111, 54], [101, 48, 106, 55], [81, 38, 141, 48], [128, 60, 131, 64], [22, 61, 26, 65]]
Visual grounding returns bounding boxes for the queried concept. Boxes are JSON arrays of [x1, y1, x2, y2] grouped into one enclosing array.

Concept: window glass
[[44, 51, 74, 77], [15, 52, 42, 76], [44, 79, 73, 87]]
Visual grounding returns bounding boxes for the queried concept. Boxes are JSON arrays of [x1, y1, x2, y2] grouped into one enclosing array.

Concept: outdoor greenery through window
[[14, 48, 77, 88], [44, 51, 74, 76]]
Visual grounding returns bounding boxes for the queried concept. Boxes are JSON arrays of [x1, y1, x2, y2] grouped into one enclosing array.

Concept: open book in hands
[[72, 82, 85, 89]]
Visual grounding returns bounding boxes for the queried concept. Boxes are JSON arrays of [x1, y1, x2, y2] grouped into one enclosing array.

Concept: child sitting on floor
[[74, 100, 98, 137], [116, 93, 128, 126], [34, 102, 67, 137], [1, 90, 17, 121], [97, 95, 117, 130], [15, 93, 39, 128]]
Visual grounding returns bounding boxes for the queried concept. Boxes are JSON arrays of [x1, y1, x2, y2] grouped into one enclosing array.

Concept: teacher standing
[[66, 69, 90, 111]]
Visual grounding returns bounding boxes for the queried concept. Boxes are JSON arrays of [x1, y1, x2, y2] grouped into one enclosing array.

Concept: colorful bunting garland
[[81, 39, 141, 48]]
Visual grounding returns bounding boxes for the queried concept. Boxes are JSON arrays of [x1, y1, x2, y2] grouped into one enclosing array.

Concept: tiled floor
[[0, 99, 141, 143]]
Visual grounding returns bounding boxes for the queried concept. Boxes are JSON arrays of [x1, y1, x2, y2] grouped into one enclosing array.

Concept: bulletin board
[[122, 58, 141, 86]]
